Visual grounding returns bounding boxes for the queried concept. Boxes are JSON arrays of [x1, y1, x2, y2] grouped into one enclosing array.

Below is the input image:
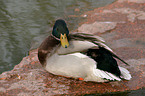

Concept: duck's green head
[[52, 19, 69, 48]]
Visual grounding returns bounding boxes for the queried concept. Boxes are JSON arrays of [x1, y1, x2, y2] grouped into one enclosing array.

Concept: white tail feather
[[119, 67, 132, 80], [93, 69, 121, 81]]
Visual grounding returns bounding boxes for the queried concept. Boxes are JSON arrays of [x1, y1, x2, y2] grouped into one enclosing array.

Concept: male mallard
[[38, 19, 131, 82]]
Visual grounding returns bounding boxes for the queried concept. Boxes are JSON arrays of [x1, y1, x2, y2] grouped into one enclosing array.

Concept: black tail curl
[[87, 47, 121, 77]]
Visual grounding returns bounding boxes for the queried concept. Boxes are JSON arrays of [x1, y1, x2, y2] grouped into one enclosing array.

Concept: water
[[0, 0, 115, 73]]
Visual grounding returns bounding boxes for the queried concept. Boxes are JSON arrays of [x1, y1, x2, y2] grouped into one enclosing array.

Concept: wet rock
[[78, 21, 117, 34], [113, 8, 145, 22], [109, 38, 145, 49], [91, 8, 145, 23], [1, 51, 144, 95], [118, 0, 145, 3], [0, 0, 145, 95]]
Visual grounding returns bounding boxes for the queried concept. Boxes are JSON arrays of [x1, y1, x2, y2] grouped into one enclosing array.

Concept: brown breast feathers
[[38, 35, 60, 67]]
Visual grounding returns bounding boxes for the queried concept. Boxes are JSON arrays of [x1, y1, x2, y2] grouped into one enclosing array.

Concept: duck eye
[[56, 28, 59, 31]]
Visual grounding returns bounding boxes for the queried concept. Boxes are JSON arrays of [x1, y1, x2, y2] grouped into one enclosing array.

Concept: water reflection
[[0, 0, 115, 73]]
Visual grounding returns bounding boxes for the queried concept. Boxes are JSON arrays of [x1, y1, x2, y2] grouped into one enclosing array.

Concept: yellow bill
[[60, 34, 69, 48]]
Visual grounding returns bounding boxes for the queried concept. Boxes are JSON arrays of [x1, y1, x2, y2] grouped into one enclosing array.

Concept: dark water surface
[[0, 0, 115, 73]]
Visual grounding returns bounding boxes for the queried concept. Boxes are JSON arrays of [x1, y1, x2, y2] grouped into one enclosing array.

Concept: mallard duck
[[38, 19, 131, 82]]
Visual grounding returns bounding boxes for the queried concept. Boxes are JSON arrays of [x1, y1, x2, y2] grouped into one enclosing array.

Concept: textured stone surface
[[118, 0, 145, 3], [78, 21, 117, 34], [0, 0, 145, 95]]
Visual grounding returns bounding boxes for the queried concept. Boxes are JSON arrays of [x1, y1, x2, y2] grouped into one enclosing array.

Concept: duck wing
[[68, 32, 129, 66]]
